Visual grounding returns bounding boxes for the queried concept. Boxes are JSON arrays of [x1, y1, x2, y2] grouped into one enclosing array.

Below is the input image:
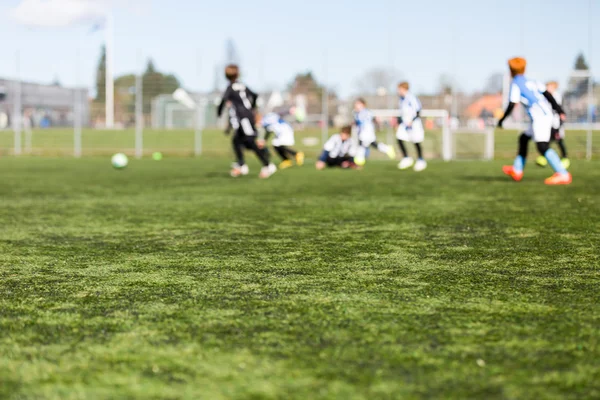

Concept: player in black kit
[[217, 64, 276, 178]]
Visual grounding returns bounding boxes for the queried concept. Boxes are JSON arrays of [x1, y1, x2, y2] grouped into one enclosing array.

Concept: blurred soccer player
[[537, 81, 569, 169], [498, 58, 571, 185], [316, 125, 357, 170], [217, 65, 276, 179], [396, 82, 427, 172], [353, 99, 395, 166], [259, 112, 304, 169]]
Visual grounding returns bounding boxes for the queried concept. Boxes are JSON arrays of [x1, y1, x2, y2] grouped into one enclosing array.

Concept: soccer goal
[[370, 109, 495, 161]]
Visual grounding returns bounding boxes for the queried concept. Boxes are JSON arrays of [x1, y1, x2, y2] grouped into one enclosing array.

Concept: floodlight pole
[[105, 13, 115, 129], [74, 47, 82, 158], [586, 0, 593, 160], [13, 51, 22, 156], [135, 51, 143, 159], [321, 50, 329, 145]]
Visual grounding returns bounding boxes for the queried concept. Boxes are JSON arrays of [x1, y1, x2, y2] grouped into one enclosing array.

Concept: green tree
[[95, 45, 106, 102], [142, 59, 181, 113], [574, 53, 589, 70]]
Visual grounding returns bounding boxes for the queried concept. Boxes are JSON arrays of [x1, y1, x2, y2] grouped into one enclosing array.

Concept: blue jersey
[[509, 75, 552, 118]]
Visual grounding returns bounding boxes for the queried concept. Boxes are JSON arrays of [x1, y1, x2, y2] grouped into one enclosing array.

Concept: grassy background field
[[0, 156, 599, 399], [0, 128, 599, 160]]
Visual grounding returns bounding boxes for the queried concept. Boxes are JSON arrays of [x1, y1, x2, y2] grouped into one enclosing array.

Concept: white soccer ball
[[111, 153, 129, 169]]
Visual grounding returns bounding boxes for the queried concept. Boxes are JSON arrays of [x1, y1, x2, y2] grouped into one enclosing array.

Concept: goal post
[[371, 109, 494, 161]]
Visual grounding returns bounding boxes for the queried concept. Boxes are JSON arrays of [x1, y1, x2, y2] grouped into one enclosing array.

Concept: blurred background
[[0, 0, 597, 159]]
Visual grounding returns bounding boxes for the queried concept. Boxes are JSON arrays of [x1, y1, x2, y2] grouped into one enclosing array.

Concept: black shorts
[[326, 156, 355, 168]]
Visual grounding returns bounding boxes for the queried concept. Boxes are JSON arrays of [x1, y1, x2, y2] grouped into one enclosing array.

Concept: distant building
[[0, 78, 89, 128]]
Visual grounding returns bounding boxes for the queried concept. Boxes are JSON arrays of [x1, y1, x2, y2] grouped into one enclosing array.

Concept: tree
[[574, 53, 589, 70], [483, 73, 504, 94], [142, 59, 181, 113], [438, 74, 456, 95], [354, 68, 401, 95], [288, 72, 335, 114], [95, 45, 106, 102]]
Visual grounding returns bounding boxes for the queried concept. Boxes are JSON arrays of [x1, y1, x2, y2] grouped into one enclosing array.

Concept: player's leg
[[396, 124, 414, 170], [355, 143, 369, 167], [411, 120, 427, 172], [274, 146, 293, 169], [244, 135, 276, 179], [503, 131, 531, 181], [555, 126, 570, 169], [371, 141, 396, 160], [231, 135, 249, 177], [532, 116, 571, 185], [413, 143, 427, 172]]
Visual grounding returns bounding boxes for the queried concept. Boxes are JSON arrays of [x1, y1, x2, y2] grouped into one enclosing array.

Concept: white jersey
[[399, 92, 422, 124], [262, 113, 295, 146], [509, 75, 552, 119], [354, 109, 376, 144], [324, 134, 356, 158]]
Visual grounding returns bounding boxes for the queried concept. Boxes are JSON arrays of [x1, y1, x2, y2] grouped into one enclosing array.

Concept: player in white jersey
[[316, 125, 358, 170], [498, 58, 571, 185], [395, 82, 427, 172], [353, 99, 395, 166], [259, 113, 304, 169]]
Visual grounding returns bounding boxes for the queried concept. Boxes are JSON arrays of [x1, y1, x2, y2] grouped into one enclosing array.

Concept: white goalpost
[[370, 109, 495, 161]]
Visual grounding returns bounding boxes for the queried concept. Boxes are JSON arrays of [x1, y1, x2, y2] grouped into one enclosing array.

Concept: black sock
[[415, 143, 423, 160], [557, 139, 568, 158], [232, 136, 245, 166], [397, 140, 408, 158], [274, 146, 288, 160], [285, 147, 297, 157], [518, 133, 530, 159]]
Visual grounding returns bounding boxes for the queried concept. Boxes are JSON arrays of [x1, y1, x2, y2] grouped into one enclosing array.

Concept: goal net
[[370, 109, 494, 161]]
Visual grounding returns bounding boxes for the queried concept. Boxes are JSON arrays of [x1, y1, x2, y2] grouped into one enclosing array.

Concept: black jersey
[[217, 81, 258, 122]]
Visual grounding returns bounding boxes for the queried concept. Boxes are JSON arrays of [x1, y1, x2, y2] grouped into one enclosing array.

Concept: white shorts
[[272, 125, 295, 147], [358, 127, 377, 147], [524, 108, 553, 142], [396, 119, 424, 144]]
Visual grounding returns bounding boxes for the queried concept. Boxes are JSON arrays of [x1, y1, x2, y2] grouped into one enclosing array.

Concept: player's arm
[[246, 86, 258, 109], [498, 83, 520, 128], [402, 102, 414, 128], [497, 103, 516, 128], [217, 86, 233, 117], [543, 91, 566, 118]]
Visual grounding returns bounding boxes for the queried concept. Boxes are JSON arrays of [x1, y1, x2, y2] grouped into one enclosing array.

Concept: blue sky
[[0, 0, 597, 97]]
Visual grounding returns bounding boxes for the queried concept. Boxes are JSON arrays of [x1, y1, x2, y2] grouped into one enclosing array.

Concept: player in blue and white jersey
[[259, 112, 304, 169], [353, 99, 395, 166], [497, 57, 571, 185], [316, 125, 358, 170], [396, 82, 427, 172]]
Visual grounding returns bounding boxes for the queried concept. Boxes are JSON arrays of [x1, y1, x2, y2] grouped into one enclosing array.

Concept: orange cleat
[[544, 173, 572, 185], [502, 165, 524, 182]]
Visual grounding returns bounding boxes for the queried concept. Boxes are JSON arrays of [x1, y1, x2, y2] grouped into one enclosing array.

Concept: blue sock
[[545, 149, 567, 174], [513, 155, 525, 172]]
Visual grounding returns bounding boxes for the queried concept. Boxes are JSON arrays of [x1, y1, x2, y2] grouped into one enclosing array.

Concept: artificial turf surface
[[0, 157, 599, 399]]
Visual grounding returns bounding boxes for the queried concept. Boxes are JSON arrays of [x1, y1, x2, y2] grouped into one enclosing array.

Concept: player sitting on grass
[[217, 64, 276, 179], [259, 112, 304, 169], [396, 82, 427, 172], [316, 125, 358, 170], [353, 98, 395, 166], [536, 81, 570, 170], [498, 57, 571, 185]]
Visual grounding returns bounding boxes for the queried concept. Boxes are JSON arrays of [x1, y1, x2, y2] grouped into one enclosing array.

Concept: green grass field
[[0, 128, 599, 159], [1, 156, 599, 399]]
